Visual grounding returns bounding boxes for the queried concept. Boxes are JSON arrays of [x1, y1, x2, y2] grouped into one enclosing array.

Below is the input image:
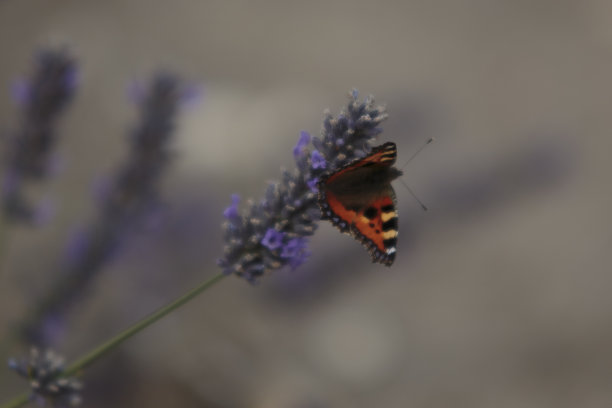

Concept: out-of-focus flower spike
[[8, 348, 83, 406], [2, 48, 78, 224], [20, 72, 189, 346]]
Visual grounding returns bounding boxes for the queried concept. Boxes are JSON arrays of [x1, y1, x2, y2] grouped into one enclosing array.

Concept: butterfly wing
[[323, 142, 398, 184], [318, 142, 400, 265], [349, 186, 398, 265]]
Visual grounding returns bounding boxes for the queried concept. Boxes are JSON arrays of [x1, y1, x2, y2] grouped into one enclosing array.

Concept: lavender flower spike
[[2, 48, 77, 223], [218, 90, 388, 283], [21, 73, 192, 345], [8, 348, 82, 407]]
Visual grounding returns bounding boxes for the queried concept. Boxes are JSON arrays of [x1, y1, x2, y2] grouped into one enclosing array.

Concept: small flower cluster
[[218, 90, 388, 283], [21, 73, 195, 345], [2, 48, 77, 223], [8, 348, 82, 407]]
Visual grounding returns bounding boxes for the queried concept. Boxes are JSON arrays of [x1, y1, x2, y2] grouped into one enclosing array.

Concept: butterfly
[[318, 142, 403, 265]]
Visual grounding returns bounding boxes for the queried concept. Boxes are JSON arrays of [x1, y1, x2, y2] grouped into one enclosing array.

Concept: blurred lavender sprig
[[218, 90, 388, 283], [2, 49, 77, 223], [8, 348, 82, 407], [21, 73, 193, 345]]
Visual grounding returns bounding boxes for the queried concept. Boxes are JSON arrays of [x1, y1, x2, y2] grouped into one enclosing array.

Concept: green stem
[[0, 394, 29, 408], [65, 272, 227, 375], [0, 213, 14, 388], [0, 212, 11, 279], [0, 272, 227, 408]]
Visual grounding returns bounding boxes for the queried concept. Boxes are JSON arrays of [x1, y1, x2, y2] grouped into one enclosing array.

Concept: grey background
[[1, 1, 611, 407]]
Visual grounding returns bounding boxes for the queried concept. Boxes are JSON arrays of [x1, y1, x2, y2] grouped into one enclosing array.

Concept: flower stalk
[[1, 272, 227, 408], [3, 89, 389, 407]]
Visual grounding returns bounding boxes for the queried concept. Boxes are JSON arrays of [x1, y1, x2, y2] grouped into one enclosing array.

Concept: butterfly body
[[318, 142, 402, 265]]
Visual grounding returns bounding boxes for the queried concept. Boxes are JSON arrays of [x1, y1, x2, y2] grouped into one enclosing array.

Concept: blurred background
[[1, 1, 611, 407]]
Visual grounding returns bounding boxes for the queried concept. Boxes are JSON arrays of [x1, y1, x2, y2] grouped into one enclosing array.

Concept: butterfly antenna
[[400, 137, 434, 171], [399, 178, 428, 211]]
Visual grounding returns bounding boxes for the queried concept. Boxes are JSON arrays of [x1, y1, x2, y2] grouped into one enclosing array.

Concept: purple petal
[[293, 131, 311, 159], [310, 150, 326, 170], [281, 237, 310, 269], [223, 194, 241, 219], [307, 178, 319, 193], [261, 228, 285, 250]]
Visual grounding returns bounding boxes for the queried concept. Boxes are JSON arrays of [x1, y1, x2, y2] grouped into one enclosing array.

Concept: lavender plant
[[7, 349, 81, 407], [218, 89, 388, 283], [1, 49, 77, 223], [19, 73, 192, 345], [2, 90, 389, 408]]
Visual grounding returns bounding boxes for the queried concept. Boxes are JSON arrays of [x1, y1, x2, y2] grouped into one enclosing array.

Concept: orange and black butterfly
[[318, 142, 402, 265]]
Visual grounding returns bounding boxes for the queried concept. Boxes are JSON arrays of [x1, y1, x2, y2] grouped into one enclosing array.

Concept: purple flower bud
[[310, 150, 326, 170], [281, 239, 298, 258], [261, 228, 285, 250], [293, 130, 311, 159], [307, 178, 319, 193], [281, 237, 310, 269], [8, 348, 82, 406], [223, 194, 241, 219]]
